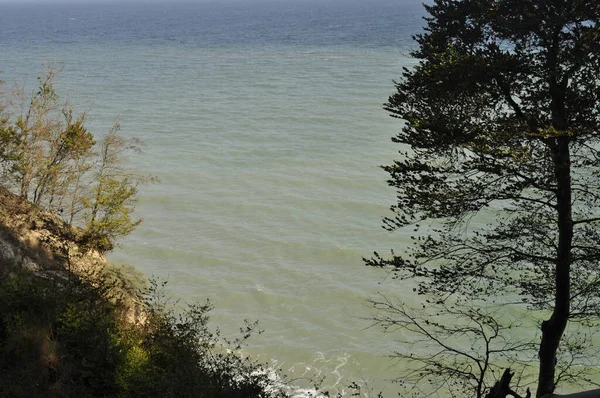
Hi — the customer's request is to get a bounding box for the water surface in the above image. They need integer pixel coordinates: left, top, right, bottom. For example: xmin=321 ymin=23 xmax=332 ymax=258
xmin=0 ymin=1 xmax=425 ymax=394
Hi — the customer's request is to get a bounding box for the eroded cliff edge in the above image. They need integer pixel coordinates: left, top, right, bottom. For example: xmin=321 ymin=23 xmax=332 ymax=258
xmin=0 ymin=186 xmax=144 ymax=322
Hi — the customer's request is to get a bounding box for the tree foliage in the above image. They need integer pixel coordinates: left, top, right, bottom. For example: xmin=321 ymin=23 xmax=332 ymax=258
xmin=81 ymin=126 xmax=150 ymax=251
xmin=368 ymin=1 xmax=600 ymax=396
xmin=0 ymin=68 xmax=152 ymax=251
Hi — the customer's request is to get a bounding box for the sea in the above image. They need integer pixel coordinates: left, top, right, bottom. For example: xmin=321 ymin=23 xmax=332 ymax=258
xmin=0 ymin=1 xmax=426 ymax=395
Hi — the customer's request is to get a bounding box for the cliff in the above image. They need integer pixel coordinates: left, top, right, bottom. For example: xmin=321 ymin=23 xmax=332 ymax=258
xmin=0 ymin=186 xmax=143 ymax=322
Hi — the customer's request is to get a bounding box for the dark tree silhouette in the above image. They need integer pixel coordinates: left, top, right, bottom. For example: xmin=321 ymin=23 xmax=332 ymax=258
xmin=367 ymin=1 xmax=600 ymax=396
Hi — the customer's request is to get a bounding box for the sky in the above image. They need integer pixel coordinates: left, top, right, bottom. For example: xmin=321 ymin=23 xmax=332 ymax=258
xmin=0 ymin=0 xmax=210 ymax=3
xmin=0 ymin=0 xmax=268 ymax=3
xmin=0 ymin=0 xmax=420 ymax=8
xmin=0 ymin=0 xmax=404 ymax=3
xmin=0 ymin=0 xmax=358 ymax=3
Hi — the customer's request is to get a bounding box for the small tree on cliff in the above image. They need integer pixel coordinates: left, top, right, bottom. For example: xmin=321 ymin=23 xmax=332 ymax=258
xmin=0 ymin=69 xmax=152 ymax=251
xmin=83 ymin=125 xmax=151 ymax=251
xmin=367 ymin=1 xmax=600 ymax=397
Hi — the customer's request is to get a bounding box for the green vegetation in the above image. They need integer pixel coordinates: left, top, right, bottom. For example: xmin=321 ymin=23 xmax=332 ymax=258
xmin=368 ymin=1 xmax=600 ymax=397
xmin=0 ymin=68 xmax=153 ymax=251
xmin=0 ymin=269 xmax=288 ymax=398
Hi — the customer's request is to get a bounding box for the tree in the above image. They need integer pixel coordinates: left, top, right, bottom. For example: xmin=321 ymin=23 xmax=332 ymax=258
xmin=0 ymin=68 xmax=152 ymax=251
xmin=82 ymin=125 xmax=150 ymax=251
xmin=367 ymin=1 xmax=600 ymax=397
xmin=0 ymin=68 xmax=96 ymax=209
xmin=368 ymin=295 xmax=540 ymax=398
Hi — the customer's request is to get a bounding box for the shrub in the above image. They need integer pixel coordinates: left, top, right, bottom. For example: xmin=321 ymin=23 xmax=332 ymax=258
xmin=0 ymin=270 xmax=290 ymax=398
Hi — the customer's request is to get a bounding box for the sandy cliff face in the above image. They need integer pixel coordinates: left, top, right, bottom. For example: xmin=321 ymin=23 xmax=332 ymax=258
xmin=0 ymin=186 xmax=143 ymax=322
xmin=0 ymin=186 xmax=104 ymax=278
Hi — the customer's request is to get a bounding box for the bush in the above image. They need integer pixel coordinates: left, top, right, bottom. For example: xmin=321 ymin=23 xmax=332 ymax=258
xmin=0 ymin=270 xmax=289 ymax=398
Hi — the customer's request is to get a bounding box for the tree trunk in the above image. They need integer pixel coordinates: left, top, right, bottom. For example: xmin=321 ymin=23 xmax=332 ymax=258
xmin=537 ymin=137 xmax=572 ymax=397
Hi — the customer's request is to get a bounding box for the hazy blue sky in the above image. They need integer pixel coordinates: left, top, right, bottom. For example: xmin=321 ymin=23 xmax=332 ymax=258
xmin=0 ymin=0 xmax=391 ymax=3
xmin=0 ymin=0 xmax=215 ymax=2
xmin=0 ymin=0 xmax=420 ymax=8
xmin=0 ymin=0 xmax=272 ymax=3
xmin=0 ymin=0 xmax=355 ymax=3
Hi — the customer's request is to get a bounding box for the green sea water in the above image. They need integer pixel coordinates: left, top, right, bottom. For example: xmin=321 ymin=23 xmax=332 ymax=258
xmin=0 ymin=1 xmax=426 ymax=395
